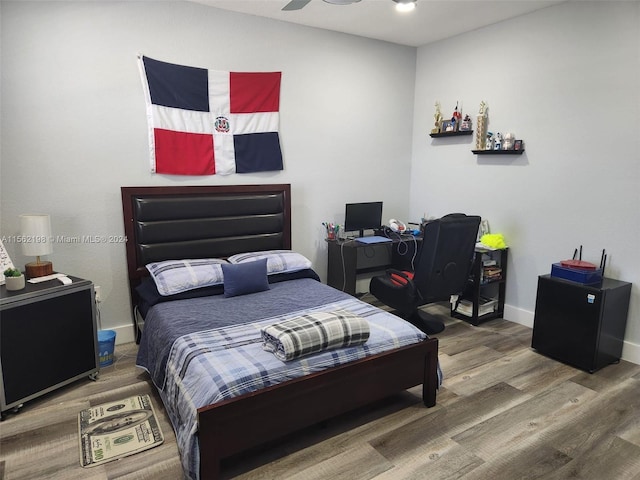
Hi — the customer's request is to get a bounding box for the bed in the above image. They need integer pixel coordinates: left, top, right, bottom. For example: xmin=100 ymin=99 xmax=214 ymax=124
xmin=121 ymin=184 xmax=440 ymax=480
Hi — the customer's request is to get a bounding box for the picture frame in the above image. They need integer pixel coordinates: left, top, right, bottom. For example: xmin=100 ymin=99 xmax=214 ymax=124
xmin=0 ymin=238 xmax=16 ymax=285
xmin=441 ymin=119 xmax=457 ymax=133
xmin=514 ymin=139 xmax=523 ymax=151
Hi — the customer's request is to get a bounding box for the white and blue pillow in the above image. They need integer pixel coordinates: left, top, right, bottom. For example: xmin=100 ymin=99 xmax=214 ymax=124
xmin=146 ymin=258 xmax=227 ymax=296
xmin=147 ymin=251 xmax=313 ymax=297
xmin=227 ymin=250 xmax=311 ymax=274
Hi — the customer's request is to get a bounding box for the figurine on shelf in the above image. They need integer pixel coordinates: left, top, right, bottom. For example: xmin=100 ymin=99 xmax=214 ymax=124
xmin=478 ymin=101 xmax=487 ymax=117
xmin=503 ymin=132 xmax=515 ymax=150
xmin=431 ymin=101 xmax=443 ymax=134
xmin=460 ymin=114 xmax=472 ymax=131
xmin=476 ymin=101 xmax=488 ymax=149
xmin=451 ymin=101 xmax=462 ymax=130
xmin=485 ymin=132 xmax=494 ymax=150
xmin=493 ymin=132 xmax=503 ymax=150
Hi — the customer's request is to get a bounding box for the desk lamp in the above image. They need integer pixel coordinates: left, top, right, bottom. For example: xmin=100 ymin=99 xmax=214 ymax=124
xmin=20 ymin=214 xmax=54 ymax=278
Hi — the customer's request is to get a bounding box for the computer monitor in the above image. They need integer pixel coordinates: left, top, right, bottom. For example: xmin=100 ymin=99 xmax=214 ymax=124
xmin=344 ymin=201 xmax=383 ymax=237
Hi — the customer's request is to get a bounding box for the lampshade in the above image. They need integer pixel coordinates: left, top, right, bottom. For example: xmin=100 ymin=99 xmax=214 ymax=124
xmin=20 ymin=214 xmax=54 ymax=278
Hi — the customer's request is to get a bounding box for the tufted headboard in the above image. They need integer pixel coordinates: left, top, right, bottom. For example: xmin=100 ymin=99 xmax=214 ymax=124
xmin=121 ymin=184 xmax=291 ymax=317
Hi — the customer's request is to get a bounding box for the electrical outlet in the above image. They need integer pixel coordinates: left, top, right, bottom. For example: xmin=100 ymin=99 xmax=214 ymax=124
xmin=95 ymin=285 xmax=102 ymax=303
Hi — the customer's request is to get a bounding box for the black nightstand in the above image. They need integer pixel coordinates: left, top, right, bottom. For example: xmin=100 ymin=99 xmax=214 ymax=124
xmin=0 ymin=275 xmax=99 ymax=418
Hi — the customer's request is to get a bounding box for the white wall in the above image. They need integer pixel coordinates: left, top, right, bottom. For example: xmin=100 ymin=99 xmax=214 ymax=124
xmin=411 ymin=1 xmax=640 ymax=362
xmin=0 ymin=1 xmax=416 ymax=343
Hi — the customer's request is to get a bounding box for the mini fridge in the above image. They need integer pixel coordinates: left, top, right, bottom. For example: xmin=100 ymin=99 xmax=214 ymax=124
xmin=531 ymin=275 xmax=631 ymax=373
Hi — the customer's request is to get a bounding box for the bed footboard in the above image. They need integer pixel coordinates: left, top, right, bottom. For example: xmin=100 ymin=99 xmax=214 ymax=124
xmin=197 ymin=337 xmax=438 ymax=479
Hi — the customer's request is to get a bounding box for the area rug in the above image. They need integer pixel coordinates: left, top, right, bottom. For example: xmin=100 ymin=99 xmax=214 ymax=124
xmin=78 ymin=394 xmax=164 ymax=467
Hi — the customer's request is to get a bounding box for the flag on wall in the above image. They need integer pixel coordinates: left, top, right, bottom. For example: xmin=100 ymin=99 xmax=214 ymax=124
xmin=138 ymin=55 xmax=283 ymax=175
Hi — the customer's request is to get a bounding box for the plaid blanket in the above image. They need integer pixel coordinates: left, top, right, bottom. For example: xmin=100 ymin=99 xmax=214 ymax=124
xmin=261 ymin=309 xmax=370 ymax=361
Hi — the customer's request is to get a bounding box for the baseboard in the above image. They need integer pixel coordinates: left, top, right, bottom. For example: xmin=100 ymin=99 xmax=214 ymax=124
xmin=99 ymin=323 xmax=136 ymax=346
xmin=503 ymin=304 xmax=639 ymax=366
xmin=504 ymin=304 xmax=534 ymax=329
xmin=621 ymin=340 xmax=640 ymax=365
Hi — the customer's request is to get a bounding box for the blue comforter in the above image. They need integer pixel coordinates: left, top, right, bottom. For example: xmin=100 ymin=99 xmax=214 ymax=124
xmin=137 ymin=278 xmax=429 ymax=480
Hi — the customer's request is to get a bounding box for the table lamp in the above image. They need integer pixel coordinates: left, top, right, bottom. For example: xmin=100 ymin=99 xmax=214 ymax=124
xmin=20 ymin=214 xmax=54 ymax=278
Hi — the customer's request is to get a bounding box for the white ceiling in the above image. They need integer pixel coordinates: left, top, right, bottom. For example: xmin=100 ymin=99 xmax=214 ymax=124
xmin=189 ymin=0 xmax=566 ymax=47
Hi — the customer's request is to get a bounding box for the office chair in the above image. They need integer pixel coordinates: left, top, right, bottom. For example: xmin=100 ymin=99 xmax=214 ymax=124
xmin=369 ymin=213 xmax=481 ymax=335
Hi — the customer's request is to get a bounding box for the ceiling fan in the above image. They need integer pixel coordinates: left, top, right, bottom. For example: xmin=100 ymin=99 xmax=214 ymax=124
xmin=282 ymin=0 xmax=416 ymax=11
xmin=282 ymin=0 xmax=361 ymax=11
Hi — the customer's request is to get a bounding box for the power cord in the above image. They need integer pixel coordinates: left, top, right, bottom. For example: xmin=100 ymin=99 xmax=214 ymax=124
xmin=381 ymin=227 xmax=419 ymax=271
xmin=339 ymin=239 xmax=357 ymax=292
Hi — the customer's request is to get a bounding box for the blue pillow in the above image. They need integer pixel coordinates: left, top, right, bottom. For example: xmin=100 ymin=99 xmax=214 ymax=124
xmin=222 ymin=258 xmax=269 ymax=298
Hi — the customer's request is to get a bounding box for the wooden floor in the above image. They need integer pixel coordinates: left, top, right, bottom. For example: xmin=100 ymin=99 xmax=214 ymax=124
xmin=1 ymin=302 xmax=639 ymax=480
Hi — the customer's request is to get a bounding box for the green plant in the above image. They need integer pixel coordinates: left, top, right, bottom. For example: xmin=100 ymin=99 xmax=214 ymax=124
xmin=3 ymin=267 xmax=22 ymax=277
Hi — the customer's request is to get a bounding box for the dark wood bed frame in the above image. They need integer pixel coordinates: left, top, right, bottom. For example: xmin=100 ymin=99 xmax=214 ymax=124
xmin=121 ymin=184 xmax=439 ymax=480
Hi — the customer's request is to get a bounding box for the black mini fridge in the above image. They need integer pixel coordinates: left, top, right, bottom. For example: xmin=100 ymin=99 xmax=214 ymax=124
xmin=531 ymin=275 xmax=631 ymax=373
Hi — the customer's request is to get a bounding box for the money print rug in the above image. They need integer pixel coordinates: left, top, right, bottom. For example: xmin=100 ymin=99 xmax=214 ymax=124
xmin=78 ymin=394 xmax=164 ymax=467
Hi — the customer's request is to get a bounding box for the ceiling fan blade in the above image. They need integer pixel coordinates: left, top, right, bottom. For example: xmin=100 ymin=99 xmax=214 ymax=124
xmin=282 ymin=0 xmax=312 ymax=11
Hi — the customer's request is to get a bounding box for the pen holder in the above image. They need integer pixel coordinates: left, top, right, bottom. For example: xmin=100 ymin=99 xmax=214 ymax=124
xmin=324 ymin=223 xmax=340 ymax=241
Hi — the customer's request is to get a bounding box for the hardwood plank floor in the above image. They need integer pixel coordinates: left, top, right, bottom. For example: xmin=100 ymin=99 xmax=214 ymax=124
xmin=1 ymin=302 xmax=639 ymax=479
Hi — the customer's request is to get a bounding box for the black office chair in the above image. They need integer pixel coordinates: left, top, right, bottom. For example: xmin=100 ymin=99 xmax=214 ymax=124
xmin=369 ymin=213 xmax=481 ymax=335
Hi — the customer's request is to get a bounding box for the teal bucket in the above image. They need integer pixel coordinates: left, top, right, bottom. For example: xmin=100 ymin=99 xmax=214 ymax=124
xmin=97 ymin=330 xmax=116 ymax=367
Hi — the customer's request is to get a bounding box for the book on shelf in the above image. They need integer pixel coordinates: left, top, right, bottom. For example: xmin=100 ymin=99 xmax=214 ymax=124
xmin=481 ymin=266 xmax=502 ymax=283
xmin=454 ymin=297 xmax=497 ymax=317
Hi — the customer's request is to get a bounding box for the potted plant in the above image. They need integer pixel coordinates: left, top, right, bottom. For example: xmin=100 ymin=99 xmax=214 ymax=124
xmin=4 ymin=267 xmax=25 ymax=291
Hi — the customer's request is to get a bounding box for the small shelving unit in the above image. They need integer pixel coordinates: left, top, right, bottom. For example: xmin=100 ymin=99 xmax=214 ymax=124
xmin=472 ymin=149 xmax=524 ymax=155
xmin=451 ymin=247 xmax=508 ymax=326
xmin=430 ymin=130 xmax=473 ymax=138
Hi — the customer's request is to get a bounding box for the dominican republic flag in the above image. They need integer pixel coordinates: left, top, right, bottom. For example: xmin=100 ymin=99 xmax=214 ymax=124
xmin=138 ymin=55 xmax=283 ymax=175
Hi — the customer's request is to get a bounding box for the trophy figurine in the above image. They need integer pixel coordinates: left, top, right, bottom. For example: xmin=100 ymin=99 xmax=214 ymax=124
xmin=475 ymin=101 xmax=488 ymax=150
xmin=431 ymin=101 xmax=443 ymax=134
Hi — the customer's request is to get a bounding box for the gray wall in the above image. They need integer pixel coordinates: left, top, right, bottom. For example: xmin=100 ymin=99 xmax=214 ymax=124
xmin=1 ymin=1 xmax=638 ymax=364
xmin=1 ymin=1 xmax=416 ymax=343
xmin=411 ymin=2 xmax=639 ymax=362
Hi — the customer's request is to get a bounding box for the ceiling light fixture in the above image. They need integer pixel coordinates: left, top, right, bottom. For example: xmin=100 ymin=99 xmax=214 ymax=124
xmin=393 ymin=0 xmax=416 ymax=12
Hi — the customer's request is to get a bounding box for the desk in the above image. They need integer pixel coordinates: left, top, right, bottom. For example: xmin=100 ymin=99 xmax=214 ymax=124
xmin=327 ymin=236 xmax=421 ymax=296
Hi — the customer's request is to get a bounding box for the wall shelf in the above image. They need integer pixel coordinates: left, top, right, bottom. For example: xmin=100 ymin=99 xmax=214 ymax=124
xmin=430 ymin=130 xmax=473 ymax=138
xmin=472 ymin=149 xmax=524 ymax=155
